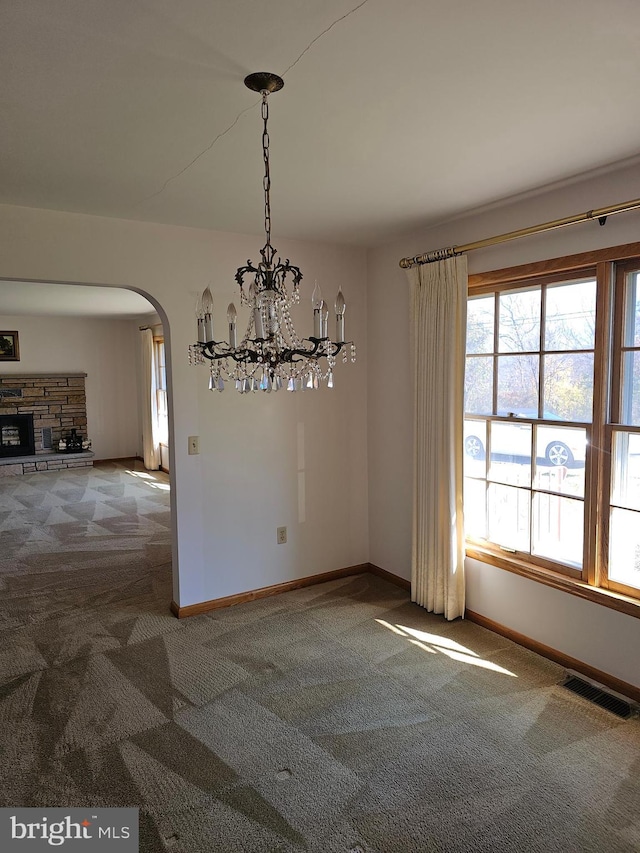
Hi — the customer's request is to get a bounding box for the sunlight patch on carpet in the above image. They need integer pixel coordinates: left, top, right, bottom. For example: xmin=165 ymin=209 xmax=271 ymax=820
xmin=375 ymin=618 xmax=517 ymax=677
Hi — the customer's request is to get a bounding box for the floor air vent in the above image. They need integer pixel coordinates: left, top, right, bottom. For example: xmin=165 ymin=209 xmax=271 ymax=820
xmin=562 ymin=675 xmax=633 ymax=719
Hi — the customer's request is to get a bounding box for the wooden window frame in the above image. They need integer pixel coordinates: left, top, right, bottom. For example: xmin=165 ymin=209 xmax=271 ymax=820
xmin=467 ymin=241 xmax=640 ymax=620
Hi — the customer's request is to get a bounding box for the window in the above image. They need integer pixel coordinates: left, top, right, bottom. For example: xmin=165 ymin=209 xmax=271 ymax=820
xmin=154 ymin=337 xmax=169 ymax=449
xmin=465 ymin=244 xmax=640 ymax=611
xmin=607 ymin=261 xmax=640 ymax=595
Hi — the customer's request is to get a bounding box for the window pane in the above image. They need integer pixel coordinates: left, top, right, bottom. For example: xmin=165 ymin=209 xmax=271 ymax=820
xmin=487 ymin=484 xmax=530 ymax=551
xmin=609 ymin=507 xmax=640 ymax=591
xmin=497 ymin=355 xmax=539 ymax=414
xmin=156 ymin=390 xmax=169 ymax=442
xmin=488 ymin=422 xmax=531 ymax=487
xmin=543 ymin=353 xmax=593 ymax=422
xmin=467 ymin=295 xmax=494 ymax=354
xmin=464 ymin=419 xmax=486 ymax=477
xmin=623 ymin=271 xmax=640 ymax=347
xmin=532 ymin=494 xmax=583 ymax=568
xmin=533 ymin=425 xmax=586 ymax=497
xmin=544 ymin=280 xmax=596 ymax=351
xmin=465 ymin=356 xmax=493 ymax=414
xmin=620 ymin=351 xmax=640 ymax=425
xmin=464 ymin=478 xmax=486 ymax=539
xmin=499 ymin=288 xmax=540 ymax=353
xmin=611 ymin=431 xmax=640 ymax=510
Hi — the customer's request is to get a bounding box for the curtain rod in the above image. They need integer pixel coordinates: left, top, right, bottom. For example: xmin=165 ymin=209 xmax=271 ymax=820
xmin=398 ymin=197 xmax=640 ymax=269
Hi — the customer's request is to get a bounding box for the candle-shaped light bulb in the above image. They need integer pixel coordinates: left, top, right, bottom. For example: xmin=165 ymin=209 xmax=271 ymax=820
xmin=248 ymin=282 xmax=256 ymax=303
xmin=320 ymin=300 xmax=329 ymax=338
xmin=227 ymin=303 xmax=237 ymax=348
xmin=201 ymin=287 xmax=214 ymax=314
xmin=312 ymin=281 xmax=323 ymax=338
xmin=202 ymin=287 xmax=214 ymax=342
xmin=335 ymin=288 xmax=346 ymax=342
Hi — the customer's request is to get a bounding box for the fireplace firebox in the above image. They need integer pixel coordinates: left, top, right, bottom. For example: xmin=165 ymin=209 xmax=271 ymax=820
xmin=0 ymin=414 xmax=35 ymax=458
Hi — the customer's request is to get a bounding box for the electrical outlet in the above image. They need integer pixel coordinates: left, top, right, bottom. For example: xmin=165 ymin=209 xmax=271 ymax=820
xmin=277 ymin=526 xmax=287 ymax=544
xmin=188 ymin=435 xmax=199 ymax=455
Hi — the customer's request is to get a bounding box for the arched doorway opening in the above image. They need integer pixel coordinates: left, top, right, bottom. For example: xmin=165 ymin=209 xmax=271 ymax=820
xmin=0 ymin=278 xmax=178 ymax=617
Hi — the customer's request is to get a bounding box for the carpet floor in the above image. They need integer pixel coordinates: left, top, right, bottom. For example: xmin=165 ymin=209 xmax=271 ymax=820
xmin=0 ymin=460 xmax=639 ymax=852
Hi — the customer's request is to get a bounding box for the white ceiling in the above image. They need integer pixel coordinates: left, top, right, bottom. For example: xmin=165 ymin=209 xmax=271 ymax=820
xmin=0 ymin=281 xmax=157 ymax=319
xmin=2 ymin=0 xmax=640 ymax=251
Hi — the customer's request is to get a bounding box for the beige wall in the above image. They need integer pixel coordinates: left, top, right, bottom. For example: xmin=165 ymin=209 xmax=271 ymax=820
xmin=367 ymin=160 xmax=640 ymax=689
xmin=0 ymin=204 xmax=369 ymax=610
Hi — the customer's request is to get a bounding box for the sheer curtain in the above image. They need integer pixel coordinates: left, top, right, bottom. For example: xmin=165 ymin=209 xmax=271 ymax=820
xmin=407 ymin=255 xmax=467 ymax=620
xmin=140 ymin=328 xmax=160 ymax=471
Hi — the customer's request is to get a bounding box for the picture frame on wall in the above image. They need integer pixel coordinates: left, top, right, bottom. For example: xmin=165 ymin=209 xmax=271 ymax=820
xmin=0 ymin=331 xmax=20 ymax=361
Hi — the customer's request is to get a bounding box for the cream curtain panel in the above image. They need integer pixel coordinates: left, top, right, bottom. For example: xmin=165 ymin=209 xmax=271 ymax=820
xmin=140 ymin=328 xmax=160 ymax=471
xmin=407 ymin=256 xmax=467 ymax=620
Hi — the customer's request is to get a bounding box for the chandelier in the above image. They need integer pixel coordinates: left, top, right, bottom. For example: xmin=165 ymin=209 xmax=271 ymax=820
xmin=189 ymin=72 xmax=355 ymax=393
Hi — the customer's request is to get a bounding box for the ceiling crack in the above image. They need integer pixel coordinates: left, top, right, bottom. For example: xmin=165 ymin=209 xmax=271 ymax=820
xmin=280 ymin=0 xmax=370 ymax=78
xmin=128 ymin=0 xmax=371 ymax=215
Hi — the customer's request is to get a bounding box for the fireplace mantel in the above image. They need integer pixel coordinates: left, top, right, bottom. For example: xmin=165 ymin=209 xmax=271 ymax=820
xmin=0 ymin=373 xmax=87 ymax=380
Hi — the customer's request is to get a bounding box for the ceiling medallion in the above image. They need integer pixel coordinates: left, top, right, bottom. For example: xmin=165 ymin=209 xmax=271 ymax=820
xmin=189 ymin=72 xmax=355 ymax=393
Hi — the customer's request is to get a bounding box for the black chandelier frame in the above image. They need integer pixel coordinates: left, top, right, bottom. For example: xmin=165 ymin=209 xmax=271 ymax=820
xmin=190 ymin=72 xmax=353 ymax=387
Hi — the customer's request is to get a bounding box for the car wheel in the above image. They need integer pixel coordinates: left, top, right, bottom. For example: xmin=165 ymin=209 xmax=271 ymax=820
xmin=465 ymin=435 xmax=485 ymax=460
xmin=545 ymin=441 xmax=574 ymax=467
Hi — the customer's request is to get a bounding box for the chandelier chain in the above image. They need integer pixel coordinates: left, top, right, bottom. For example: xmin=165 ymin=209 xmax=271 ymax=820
xmin=262 ymin=92 xmax=271 ymax=251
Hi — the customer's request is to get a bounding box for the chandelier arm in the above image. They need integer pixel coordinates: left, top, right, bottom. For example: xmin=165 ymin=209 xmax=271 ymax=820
xmin=300 ymin=339 xmax=350 ymax=357
xmin=198 ymin=343 xmax=260 ymax=364
xmin=276 ymin=260 xmax=303 ymax=288
xmin=282 ymin=342 xmax=325 ymax=361
xmin=288 ymin=340 xmax=322 ymax=358
xmin=235 ymin=263 xmax=259 ymax=287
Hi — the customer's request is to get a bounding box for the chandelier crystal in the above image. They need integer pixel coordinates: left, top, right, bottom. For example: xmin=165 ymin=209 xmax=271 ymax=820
xmin=189 ymin=72 xmax=355 ymax=393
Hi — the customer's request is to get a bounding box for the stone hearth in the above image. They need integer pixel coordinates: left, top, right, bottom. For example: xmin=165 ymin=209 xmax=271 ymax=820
xmin=0 ymin=450 xmax=94 ymax=477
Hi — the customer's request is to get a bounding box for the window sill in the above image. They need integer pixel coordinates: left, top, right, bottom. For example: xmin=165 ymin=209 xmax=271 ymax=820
xmin=465 ymin=544 xmax=640 ymax=621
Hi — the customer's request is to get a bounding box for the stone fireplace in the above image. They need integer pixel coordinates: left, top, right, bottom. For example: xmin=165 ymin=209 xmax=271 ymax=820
xmin=0 ymin=374 xmax=93 ymax=475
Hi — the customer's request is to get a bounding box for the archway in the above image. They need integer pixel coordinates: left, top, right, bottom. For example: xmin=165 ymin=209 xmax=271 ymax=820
xmin=0 ymin=278 xmax=178 ymax=610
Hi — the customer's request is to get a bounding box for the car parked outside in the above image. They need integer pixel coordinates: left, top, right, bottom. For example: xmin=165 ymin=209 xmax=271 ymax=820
xmin=464 ymin=410 xmax=587 ymax=467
